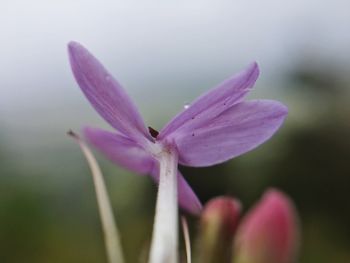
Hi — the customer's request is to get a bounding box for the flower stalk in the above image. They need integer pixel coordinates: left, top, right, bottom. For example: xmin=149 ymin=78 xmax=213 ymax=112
xmin=149 ymin=149 xmax=179 ymax=263
xmin=181 ymin=216 xmax=192 ymax=263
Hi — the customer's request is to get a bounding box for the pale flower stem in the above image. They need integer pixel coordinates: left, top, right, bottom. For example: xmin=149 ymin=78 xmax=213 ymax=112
xmin=69 ymin=131 xmax=125 ymax=263
xmin=149 ymin=149 xmax=179 ymax=263
xmin=181 ymin=216 xmax=191 ymax=263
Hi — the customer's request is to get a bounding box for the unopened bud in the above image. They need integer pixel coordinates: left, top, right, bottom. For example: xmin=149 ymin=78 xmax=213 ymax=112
xmin=195 ymin=197 xmax=241 ymax=263
xmin=233 ymin=189 xmax=299 ymax=263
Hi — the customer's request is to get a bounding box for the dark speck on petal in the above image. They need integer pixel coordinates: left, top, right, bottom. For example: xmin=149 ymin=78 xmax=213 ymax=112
xmin=148 ymin=126 xmax=159 ymax=138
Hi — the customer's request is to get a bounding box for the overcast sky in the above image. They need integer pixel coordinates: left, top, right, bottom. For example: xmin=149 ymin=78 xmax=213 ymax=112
xmin=0 ymin=0 xmax=349 ymax=135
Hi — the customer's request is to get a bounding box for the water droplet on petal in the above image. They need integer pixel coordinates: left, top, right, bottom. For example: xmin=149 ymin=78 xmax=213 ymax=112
xmin=184 ymin=103 xmax=190 ymax=109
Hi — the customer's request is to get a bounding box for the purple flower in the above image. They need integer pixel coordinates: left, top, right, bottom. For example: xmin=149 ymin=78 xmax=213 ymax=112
xmin=68 ymin=42 xmax=288 ymax=215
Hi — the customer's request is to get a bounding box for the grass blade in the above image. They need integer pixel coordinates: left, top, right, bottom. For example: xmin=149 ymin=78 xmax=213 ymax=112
xmin=69 ymin=131 xmax=125 ymax=263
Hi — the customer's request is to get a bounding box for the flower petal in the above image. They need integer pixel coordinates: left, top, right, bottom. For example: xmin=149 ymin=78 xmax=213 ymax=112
xmin=175 ymin=100 xmax=288 ymax=167
xmin=159 ymin=62 xmax=259 ymax=139
xmin=150 ymin=169 xmax=202 ymax=215
xmin=68 ymin=41 xmax=151 ymax=143
xmin=83 ymin=127 xmax=154 ymax=174
xmin=177 ymin=171 xmax=202 ymax=215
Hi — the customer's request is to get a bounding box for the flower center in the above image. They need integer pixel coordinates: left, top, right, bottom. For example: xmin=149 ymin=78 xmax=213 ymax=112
xmin=146 ymin=126 xmax=175 ymax=160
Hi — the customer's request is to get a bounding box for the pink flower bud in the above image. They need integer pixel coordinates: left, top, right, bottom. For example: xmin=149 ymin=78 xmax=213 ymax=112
xmin=201 ymin=197 xmax=242 ymax=239
xmin=233 ymin=189 xmax=299 ymax=263
xmin=196 ymin=197 xmax=241 ymax=263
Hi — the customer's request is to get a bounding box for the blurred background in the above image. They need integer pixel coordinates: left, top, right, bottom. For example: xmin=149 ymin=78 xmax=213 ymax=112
xmin=1 ymin=0 xmax=350 ymax=262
